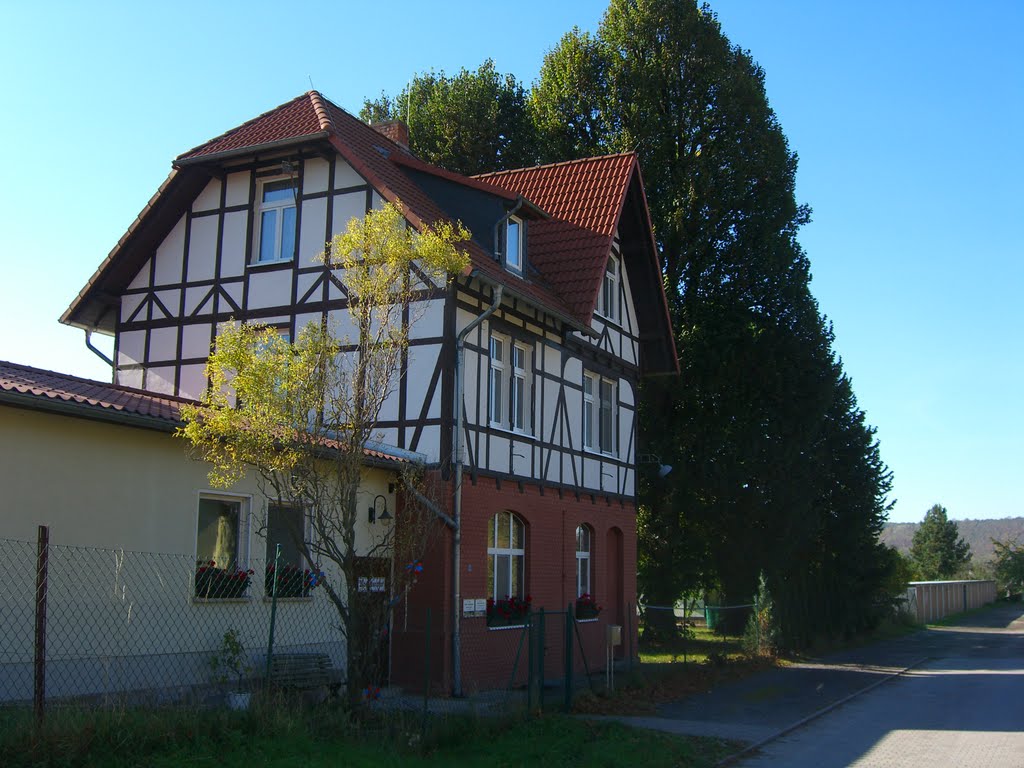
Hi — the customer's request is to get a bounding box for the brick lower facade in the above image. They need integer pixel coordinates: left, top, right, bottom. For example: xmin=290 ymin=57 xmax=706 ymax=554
xmin=390 ymin=473 xmax=638 ymax=695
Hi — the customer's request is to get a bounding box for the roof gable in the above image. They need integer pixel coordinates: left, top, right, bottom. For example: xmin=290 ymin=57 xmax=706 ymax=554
xmin=477 ymin=154 xmax=637 ymax=323
xmin=63 ymin=92 xmax=676 ymax=373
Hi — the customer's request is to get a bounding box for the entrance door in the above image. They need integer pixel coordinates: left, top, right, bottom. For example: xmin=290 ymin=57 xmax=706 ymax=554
xmin=354 ymin=556 xmax=392 ymax=686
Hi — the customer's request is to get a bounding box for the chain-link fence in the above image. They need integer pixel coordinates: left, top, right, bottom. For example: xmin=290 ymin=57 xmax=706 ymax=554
xmin=2 ymin=530 xmax=348 ymax=713
xmin=3 ymin=529 xmax=632 ymax=723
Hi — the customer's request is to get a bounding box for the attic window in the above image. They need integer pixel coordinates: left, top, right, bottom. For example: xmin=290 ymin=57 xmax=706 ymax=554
xmin=254 ymin=177 xmax=297 ymax=264
xmin=596 ymin=253 xmax=618 ymax=322
xmin=505 ymin=217 xmax=523 ymax=274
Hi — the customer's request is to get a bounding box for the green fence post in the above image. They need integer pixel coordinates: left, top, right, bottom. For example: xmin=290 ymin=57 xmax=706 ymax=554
xmin=564 ymin=604 xmax=574 ymax=713
xmin=422 ymin=607 xmax=431 ymax=743
xmin=625 ymin=602 xmax=633 ymax=673
xmin=527 ymin=612 xmax=535 ymax=713
xmin=265 ymin=544 xmax=282 ymax=683
xmin=538 ymin=608 xmax=546 ymax=712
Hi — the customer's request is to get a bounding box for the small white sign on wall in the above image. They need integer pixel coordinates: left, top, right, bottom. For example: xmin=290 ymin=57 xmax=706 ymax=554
xmin=463 ymin=598 xmax=488 ymax=617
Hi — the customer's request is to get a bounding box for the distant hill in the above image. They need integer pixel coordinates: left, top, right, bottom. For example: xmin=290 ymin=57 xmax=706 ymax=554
xmin=881 ymin=517 xmax=1024 ymax=563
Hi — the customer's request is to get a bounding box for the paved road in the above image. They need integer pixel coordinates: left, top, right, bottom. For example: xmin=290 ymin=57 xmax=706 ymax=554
xmin=738 ymin=604 xmax=1024 ymax=767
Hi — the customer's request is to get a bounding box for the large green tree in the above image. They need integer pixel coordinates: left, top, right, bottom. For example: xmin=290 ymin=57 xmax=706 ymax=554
xmin=361 ymin=59 xmax=537 ymax=176
xmin=911 ymin=504 xmax=972 ymax=580
xmin=363 ymin=0 xmax=895 ymax=646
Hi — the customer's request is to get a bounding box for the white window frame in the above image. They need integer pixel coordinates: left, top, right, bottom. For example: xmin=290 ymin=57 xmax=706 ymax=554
xmin=487 ymin=511 xmax=526 ymax=601
xmin=576 ymin=524 xmax=592 ymax=598
xmin=597 ymin=253 xmax=619 ymax=321
xmin=583 ymin=374 xmax=595 ymax=449
xmin=505 ymin=216 xmax=523 ymax=273
xmin=489 ymin=334 xmax=506 ymax=427
xmin=195 ymin=491 xmax=251 ymax=570
xmin=253 ymin=176 xmax=297 ymax=265
xmin=511 ymin=343 xmax=529 ymax=432
xmin=489 ymin=333 xmax=533 ymax=435
xmin=583 ymin=371 xmax=617 ymax=456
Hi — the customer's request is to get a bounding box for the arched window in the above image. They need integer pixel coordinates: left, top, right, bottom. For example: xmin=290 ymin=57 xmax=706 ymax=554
xmin=487 ymin=511 xmax=525 ymax=600
xmin=576 ymin=524 xmax=592 ymax=598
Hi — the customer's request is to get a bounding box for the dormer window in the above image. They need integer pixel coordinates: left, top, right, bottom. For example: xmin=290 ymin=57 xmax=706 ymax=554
xmin=255 ymin=178 xmax=297 ymax=264
xmin=596 ymin=253 xmax=618 ymax=321
xmin=505 ymin=216 xmax=523 ymax=274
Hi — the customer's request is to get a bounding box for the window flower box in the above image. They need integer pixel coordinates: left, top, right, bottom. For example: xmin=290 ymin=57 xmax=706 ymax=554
xmin=265 ymin=563 xmax=319 ymax=598
xmin=575 ymin=593 xmax=602 ymax=620
xmin=486 ymin=595 xmax=531 ymax=627
xmin=195 ymin=562 xmax=254 ymax=599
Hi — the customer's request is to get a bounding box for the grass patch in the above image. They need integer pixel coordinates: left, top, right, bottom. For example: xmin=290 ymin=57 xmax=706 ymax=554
xmin=571 ymin=624 xmax=774 ymax=717
xmin=0 ymin=700 xmax=732 ymax=768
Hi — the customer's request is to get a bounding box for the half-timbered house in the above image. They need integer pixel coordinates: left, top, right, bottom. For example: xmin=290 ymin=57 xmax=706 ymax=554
xmin=61 ymin=91 xmax=677 ymax=694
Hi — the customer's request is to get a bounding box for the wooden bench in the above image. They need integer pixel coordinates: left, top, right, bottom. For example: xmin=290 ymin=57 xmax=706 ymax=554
xmin=267 ymin=653 xmax=344 ymax=693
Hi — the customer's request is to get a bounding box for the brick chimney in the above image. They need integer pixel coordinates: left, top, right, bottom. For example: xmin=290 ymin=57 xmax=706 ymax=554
xmin=372 ymin=120 xmax=410 ymax=150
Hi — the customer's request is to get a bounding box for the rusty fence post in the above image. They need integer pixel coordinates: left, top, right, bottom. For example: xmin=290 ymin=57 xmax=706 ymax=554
xmin=34 ymin=525 xmax=50 ymax=727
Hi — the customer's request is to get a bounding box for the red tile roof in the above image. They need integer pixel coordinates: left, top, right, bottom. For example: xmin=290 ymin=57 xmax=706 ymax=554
xmin=0 ymin=360 xmax=186 ymax=424
xmin=177 ymin=93 xmax=333 ymax=161
xmin=477 ymin=154 xmax=639 ymax=322
xmin=0 ymin=360 xmax=412 ymax=464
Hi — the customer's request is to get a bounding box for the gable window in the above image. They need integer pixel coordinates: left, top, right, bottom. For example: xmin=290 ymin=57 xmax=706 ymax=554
xmin=583 ymin=372 xmax=617 ymax=455
xmin=597 ymin=254 xmax=618 ymax=321
xmin=489 ymin=333 xmax=532 ymax=433
xmin=265 ymin=504 xmax=309 ymax=598
xmin=255 ymin=178 xmax=297 ymax=264
xmin=489 ymin=335 xmax=505 ymax=425
xmin=487 ymin=511 xmax=525 ymax=601
xmin=195 ymin=494 xmax=250 ymax=599
xmin=576 ymin=525 xmax=592 ymax=598
xmin=504 ymin=217 xmax=523 ymax=273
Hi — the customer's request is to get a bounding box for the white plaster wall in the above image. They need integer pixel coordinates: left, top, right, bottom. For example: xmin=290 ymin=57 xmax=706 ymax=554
xmin=246 ymin=271 xmax=291 ymax=310
xmin=181 ymin=323 xmax=213 ymax=360
xmin=148 ymin=326 xmax=177 ymax=362
xmin=220 ymin=211 xmax=249 ymax=277
xmin=298 ymin=197 xmax=328 ymax=268
xmin=118 ymin=330 xmax=145 ymax=367
xmin=187 ymin=216 xmax=218 ymax=283
xmin=331 ymin=191 xmax=365 ymax=237
xmin=153 ymin=218 xmax=186 ymax=286
xmin=192 ymin=179 xmax=221 ymax=213
xmin=225 ymin=171 xmax=249 ymax=207
xmin=333 ymin=160 xmax=364 ymax=189
xmin=303 ymin=157 xmax=330 ymax=194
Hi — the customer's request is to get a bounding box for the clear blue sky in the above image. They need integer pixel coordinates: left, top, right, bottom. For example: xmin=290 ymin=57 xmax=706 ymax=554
xmin=1 ymin=1 xmax=1020 ymax=524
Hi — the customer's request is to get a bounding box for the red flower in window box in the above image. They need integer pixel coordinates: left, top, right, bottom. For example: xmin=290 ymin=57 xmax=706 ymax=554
xmin=265 ymin=563 xmax=320 ymax=598
xmin=575 ymin=593 xmax=602 ymax=620
xmin=194 ymin=561 xmax=253 ymax=599
xmin=486 ymin=595 xmax=531 ymax=627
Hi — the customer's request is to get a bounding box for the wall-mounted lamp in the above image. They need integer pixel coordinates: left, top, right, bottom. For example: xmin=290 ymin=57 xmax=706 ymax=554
xmin=638 ymin=453 xmax=673 ymax=479
xmin=368 ymin=494 xmax=392 ymax=524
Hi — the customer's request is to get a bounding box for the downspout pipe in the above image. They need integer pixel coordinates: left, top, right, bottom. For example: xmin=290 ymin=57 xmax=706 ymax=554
xmin=84 ymin=329 xmax=114 ymax=369
xmin=452 ymin=283 xmax=503 ymax=696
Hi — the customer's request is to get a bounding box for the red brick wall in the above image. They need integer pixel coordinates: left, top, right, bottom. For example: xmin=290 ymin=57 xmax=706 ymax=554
xmin=389 ymin=473 xmax=638 ymax=694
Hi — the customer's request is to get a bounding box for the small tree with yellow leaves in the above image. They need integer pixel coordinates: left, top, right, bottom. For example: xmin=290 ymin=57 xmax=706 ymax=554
xmin=179 ymin=202 xmax=469 ymax=706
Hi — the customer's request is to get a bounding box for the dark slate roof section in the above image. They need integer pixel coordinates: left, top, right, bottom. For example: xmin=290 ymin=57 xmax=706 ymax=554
xmin=0 ymin=360 xmax=412 ymax=464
